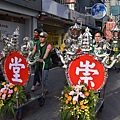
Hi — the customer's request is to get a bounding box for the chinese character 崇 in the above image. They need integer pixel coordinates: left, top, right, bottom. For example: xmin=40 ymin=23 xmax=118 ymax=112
xmin=76 ymin=60 xmax=99 ymax=87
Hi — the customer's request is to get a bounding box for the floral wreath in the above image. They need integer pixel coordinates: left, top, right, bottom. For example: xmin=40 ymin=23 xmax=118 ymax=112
xmin=59 ymin=80 xmax=99 ymax=120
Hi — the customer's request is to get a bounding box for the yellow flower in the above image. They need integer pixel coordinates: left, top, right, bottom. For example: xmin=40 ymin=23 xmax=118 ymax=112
xmin=8 ymin=94 xmax=11 ymax=98
xmin=80 ymin=101 xmax=84 ymax=106
xmin=68 ymin=96 xmax=72 ymax=101
xmin=73 ymin=100 xmax=76 ymax=105
xmin=83 ymin=87 xmax=87 ymax=91
xmin=9 ymin=84 xmax=14 ymax=89
xmin=0 ymin=100 xmax=4 ymax=108
xmin=1 ymin=82 xmax=6 ymax=86
xmin=64 ymin=94 xmax=68 ymax=98
xmin=81 ymin=105 xmax=85 ymax=109
xmin=0 ymin=92 xmax=2 ymax=97
xmin=3 ymin=89 xmax=8 ymax=94
xmin=14 ymin=87 xmax=18 ymax=92
xmin=84 ymin=92 xmax=89 ymax=97
xmin=66 ymin=100 xmax=69 ymax=104
xmin=84 ymin=100 xmax=88 ymax=104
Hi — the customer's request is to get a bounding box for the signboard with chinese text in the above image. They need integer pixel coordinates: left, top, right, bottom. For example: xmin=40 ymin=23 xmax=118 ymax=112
xmin=105 ymin=21 xmax=116 ymax=40
xmin=67 ymin=54 xmax=105 ymax=90
xmin=110 ymin=6 xmax=120 ymax=16
xmin=4 ymin=52 xmax=29 ymax=86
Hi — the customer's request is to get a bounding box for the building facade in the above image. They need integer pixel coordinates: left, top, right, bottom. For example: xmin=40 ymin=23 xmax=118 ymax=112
xmin=0 ymin=0 xmax=104 ymax=48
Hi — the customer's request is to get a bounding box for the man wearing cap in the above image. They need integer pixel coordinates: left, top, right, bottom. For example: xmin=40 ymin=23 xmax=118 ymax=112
xmin=31 ymin=28 xmax=42 ymax=91
xmin=32 ymin=31 xmax=52 ymax=94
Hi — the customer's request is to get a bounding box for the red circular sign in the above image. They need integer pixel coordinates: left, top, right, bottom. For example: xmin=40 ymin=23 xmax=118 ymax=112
xmin=67 ymin=54 xmax=105 ymax=90
xmin=4 ymin=52 xmax=29 ymax=86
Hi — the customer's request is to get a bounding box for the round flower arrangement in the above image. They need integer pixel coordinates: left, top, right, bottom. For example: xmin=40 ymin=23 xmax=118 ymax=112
xmin=0 ymin=81 xmax=26 ymax=117
xmin=59 ymin=81 xmax=99 ymax=120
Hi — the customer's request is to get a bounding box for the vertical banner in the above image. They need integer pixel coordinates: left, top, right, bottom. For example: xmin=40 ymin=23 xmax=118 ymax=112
xmin=105 ymin=21 xmax=116 ymax=40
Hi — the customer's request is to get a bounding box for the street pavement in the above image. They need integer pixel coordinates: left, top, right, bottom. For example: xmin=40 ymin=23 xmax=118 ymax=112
xmin=97 ymin=68 xmax=120 ymax=120
xmin=1 ymin=67 xmax=120 ymax=120
xmin=22 ymin=67 xmax=66 ymax=120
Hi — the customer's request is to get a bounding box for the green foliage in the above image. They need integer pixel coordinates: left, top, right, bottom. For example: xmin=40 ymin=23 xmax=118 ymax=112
xmin=59 ymin=82 xmax=99 ymax=120
xmin=0 ymin=82 xmax=26 ymax=118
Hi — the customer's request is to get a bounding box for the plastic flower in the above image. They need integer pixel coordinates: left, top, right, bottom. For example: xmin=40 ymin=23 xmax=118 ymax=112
xmin=0 ymin=92 xmax=2 ymax=97
xmin=8 ymin=94 xmax=11 ymax=98
xmin=0 ymin=82 xmax=26 ymax=117
xmin=84 ymin=91 xmax=89 ymax=97
xmin=80 ymin=100 xmax=84 ymax=106
xmin=73 ymin=100 xmax=76 ymax=105
xmin=79 ymin=92 xmax=85 ymax=98
xmin=2 ymin=94 xmax=6 ymax=100
xmin=73 ymin=95 xmax=78 ymax=102
xmin=83 ymin=87 xmax=87 ymax=91
xmin=64 ymin=94 xmax=69 ymax=98
xmin=1 ymin=88 xmax=5 ymax=93
xmin=9 ymin=84 xmax=14 ymax=89
xmin=69 ymin=91 xmax=74 ymax=96
xmin=68 ymin=96 xmax=72 ymax=101
xmin=8 ymin=89 xmax=13 ymax=94
xmin=81 ymin=105 xmax=86 ymax=109
xmin=4 ymin=84 xmax=9 ymax=89
xmin=1 ymin=82 xmax=6 ymax=86
xmin=14 ymin=87 xmax=18 ymax=92
xmin=59 ymin=81 xmax=99 ymax=120
xmin=66 ymin=100 xmax=69 ymax=104
xmin=3 ymin=89 xmax=8 ymax=94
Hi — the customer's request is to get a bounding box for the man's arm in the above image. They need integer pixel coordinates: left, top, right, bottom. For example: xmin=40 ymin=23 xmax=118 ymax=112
xmin=31 ymin=45 xmax=36 ymax=56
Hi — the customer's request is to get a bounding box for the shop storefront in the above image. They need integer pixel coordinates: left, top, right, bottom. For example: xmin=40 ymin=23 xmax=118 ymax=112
xmin=0 ymin=0 xmax=40 ymax=45
xmin=0 ymin=13 xmax=27 ymax=45
xmin=38 ymin=0 xmax=71 ymax=48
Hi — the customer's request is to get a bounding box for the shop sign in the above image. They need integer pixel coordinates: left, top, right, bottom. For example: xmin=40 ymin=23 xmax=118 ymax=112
xmin=110 ymin=6 xmax=120 ymax=16
xmin=67 ymin=54 xmax=105 ymax=90
xmin=4 ymin=52 xmax=29 ymax=86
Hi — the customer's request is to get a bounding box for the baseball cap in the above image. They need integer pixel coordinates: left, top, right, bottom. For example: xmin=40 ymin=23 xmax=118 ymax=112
xmin=40 ymin=31 xmax=48 ymax=38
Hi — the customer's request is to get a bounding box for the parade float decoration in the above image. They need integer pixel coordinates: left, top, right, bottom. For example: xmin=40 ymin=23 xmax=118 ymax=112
xmin=0 ymin=27 xmax=30 ymax=118
xmin=0 ymin=81 xmax=25 ymax=117
xmin=59 ymin=81 xmax=99 ymax=120
xmin=56 ymin=19 xmax=120 ymax=119
xmin=0 ymin=26 xmax=43 ymax=119
xmin=103 ymin=17 xmax=120 ymax=70
xmin=0 ymin=27 xmax=45 ymax=119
